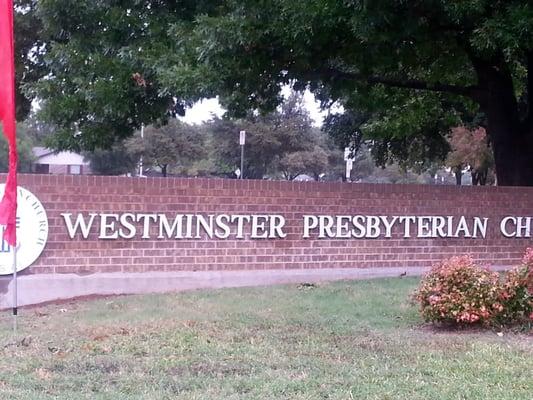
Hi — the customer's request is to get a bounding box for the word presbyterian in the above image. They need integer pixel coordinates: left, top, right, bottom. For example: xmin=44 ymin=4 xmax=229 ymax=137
xmin=303 ymin=215 xmax=488 ymax=238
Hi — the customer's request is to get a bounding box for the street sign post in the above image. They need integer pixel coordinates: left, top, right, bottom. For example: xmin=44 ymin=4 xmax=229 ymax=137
xmin=239 ymin=131 xmax=246 ymax=179
xmin=344 ymin=147 xmax=355 ymax=182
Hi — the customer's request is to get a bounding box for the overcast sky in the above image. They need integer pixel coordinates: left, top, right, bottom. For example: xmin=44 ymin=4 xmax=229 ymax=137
xmin=179 ymin=89 xmax=338 ymax=127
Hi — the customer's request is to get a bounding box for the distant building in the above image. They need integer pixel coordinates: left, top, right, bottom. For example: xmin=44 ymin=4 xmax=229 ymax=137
xmin=32 ymin=147 xmax=91 ymax=175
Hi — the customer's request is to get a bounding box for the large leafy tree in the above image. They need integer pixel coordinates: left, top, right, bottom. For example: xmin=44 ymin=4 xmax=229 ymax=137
xmin=21 ymin=1 xmax=533 ymax=185
xmin=14 ymin=0 xmax=46 ymax=120
xmin=23 ymin=0 xmax=211 ymax=151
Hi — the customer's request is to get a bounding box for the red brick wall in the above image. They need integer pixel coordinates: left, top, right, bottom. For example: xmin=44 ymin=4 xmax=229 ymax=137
xmin=14 ymin=174 xmax=533 ymax=275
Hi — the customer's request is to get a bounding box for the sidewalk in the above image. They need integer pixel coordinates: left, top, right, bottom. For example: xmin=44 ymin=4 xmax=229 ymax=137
xmin=0 ymin=267 xmax=431 ymax=309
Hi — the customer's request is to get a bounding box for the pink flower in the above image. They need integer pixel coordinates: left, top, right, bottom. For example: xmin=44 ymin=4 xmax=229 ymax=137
xmin=492 ymin=303 xmax=504 ymax=312
xmin=500 ymin=291 xmax=510 ymax=300
xmin=469 ymin=313 xmax=480 ymax=323
xmin=522 ymin=248 xmax=533 ymax=267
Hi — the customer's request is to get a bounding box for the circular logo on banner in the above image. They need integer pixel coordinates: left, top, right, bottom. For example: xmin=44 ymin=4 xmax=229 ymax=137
xmin=0 ymin=185 xmax=48 ymax=275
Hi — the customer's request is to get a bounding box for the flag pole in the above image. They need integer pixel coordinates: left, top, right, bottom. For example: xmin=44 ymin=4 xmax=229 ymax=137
xmin=12 ymin=243 xmax=17 ymax=334
xmin=0 ymin=0 xmax=18 ymax=333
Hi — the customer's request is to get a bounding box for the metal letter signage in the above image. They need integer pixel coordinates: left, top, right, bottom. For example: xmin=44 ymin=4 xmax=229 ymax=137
xmin=60 ymin=212 xmax=532 ymax=241
xmin=0 ymin=185 xmax=49 ymax=275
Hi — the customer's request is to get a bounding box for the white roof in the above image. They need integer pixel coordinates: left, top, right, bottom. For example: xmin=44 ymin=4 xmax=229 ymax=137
xmin=32 ymin=147 xmax=88 ymax=166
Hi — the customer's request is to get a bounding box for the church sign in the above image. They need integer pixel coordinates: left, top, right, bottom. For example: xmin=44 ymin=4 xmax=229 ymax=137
xmin=1 ymin=175 xmax=532 ymax=276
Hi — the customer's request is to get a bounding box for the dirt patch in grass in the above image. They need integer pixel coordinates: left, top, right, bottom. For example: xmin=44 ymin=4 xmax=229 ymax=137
xmin=414 ymin=322 xmax=533 ymax=349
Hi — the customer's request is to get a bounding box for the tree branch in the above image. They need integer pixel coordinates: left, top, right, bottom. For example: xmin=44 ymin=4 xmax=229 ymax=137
xmin=313 ymin=67 xmax=485 ymax=100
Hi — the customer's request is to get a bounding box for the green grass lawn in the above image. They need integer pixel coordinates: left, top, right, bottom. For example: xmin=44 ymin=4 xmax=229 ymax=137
xmin=0 ymin=277 xmax=531 ymax=399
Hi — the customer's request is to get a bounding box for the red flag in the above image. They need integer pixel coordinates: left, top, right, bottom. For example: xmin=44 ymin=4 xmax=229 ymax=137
xmin=0 ymin=0 xmax=18 ymax=246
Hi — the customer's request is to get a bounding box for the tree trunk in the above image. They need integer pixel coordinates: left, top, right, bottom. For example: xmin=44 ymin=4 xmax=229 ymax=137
xmin=471 ymin=169 xmax=488 ymax=186
xmin=469 ymin=56 xmax=533 ymax=186
xmin=471 ymin=170 xmax=479 ymax=185
xmin=486 ymin=105 xmax=533 ymax=186
xmin=161 ymin=164 xmax=168 ymax=177
xmin=454 ymin=167 xmax=462 ymax=186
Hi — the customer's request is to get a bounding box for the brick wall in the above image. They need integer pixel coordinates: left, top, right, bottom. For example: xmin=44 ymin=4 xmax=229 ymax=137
xmin=14 ymin=174 xmax=533 ymax=275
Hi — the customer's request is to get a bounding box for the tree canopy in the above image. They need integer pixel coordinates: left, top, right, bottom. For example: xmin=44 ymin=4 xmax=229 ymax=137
xmin=0 ymin=122 xmax=36 ymax=173
xmin=85 ymin=143 xmax=137 ymax=176
xmin=18 ymin=0 xmax=533 ymax=185
xmin=446 ymin=126 xmax=494 ymax=185
xmin=125 ymin=120 xmax=205 ymax=177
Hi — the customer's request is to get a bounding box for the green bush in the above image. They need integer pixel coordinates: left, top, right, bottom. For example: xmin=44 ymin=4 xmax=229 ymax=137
xmin=496 ymin=248 xmax=533 ymax=325
xmin=497 ymin=263 xmax=533 ymax=325
xmin=414 ymin=250 xmax=533 ymax=327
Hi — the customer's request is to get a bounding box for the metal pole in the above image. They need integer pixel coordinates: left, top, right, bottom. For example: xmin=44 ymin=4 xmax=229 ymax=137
xmin=345 ymin=161 xmax=350 ymax=182
xmin=139 ymin=124 xmax=144 ymax=177
xmin=345 ymin=159 xmax=353 ymax=182
xmin=240 ymin=144 xmax=244 ymax=179
xmin=344 ymin=147 xmax=352 ymax=183
xmin=12 ymin=244 xmax=17 ymax=335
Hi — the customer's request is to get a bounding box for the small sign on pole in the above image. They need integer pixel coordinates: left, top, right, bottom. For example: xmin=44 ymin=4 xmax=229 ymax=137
xmin=346 ymin=159 xmax=353 ymax=170
xmin=239 ymin=130 xmax=246 ymax=179
xmin=346 ymin=159 xmax=353 ymax=181
xmin=345 ymin=147 xmax=355 ymax=182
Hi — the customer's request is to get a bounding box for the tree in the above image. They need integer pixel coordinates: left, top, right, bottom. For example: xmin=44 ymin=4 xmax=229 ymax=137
xmin=322 ymin=110 xmax=451 ymax=173
xmin=85 ymin=143 xmax=137 ymax=176
xmin=14 ymin=0 xmax=46 ymax=121
xmin=446 ymin=126 xmax=494 ymax=185
xmin=154 ymin=1 xmax=533 ymax=186
xmin=208 ymin=118 xmax=277 ymax=179
xmin=322 ymin=111 xmax=365 ymax=163
xmin=277 ymin=146 xmax=329 ymax=181
xmin=207 ymin=116 xmax=315 ymax=180
xmin=125 ymin=119 xmax=205 ymax=177
xmin=0 ymin=122 xmax=35 ymax=173
xmin=23 ymin=1 xmax=533 ymax=185
xmin=23 ymin=0 xmax=192 ymax=152
xmin=206 ymin=94 xmax=330 ymax=179
xmin=21 ymin=113 xmax=60 ymax=146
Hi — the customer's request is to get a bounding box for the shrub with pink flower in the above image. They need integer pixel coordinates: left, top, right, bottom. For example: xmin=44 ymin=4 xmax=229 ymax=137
xmin=413 ymin=255 xmax=500 ymax=325
xmin=497 ymin=249 xmax=533 ymax=324
xmin=523 ymin=247 xmax=533 ymax=267
xmin=521 ymin=247 xmax=533 ymax=294
xmin=414 ymin=250 xmax=533 ymax=327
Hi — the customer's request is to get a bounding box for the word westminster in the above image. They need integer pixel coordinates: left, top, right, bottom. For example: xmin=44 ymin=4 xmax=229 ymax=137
xmin=60 ymin=213 xmax=533 ymax=240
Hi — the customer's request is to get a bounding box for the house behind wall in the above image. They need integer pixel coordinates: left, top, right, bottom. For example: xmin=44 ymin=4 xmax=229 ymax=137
xmin=32 ymin=147 xmax=91 ymax=175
